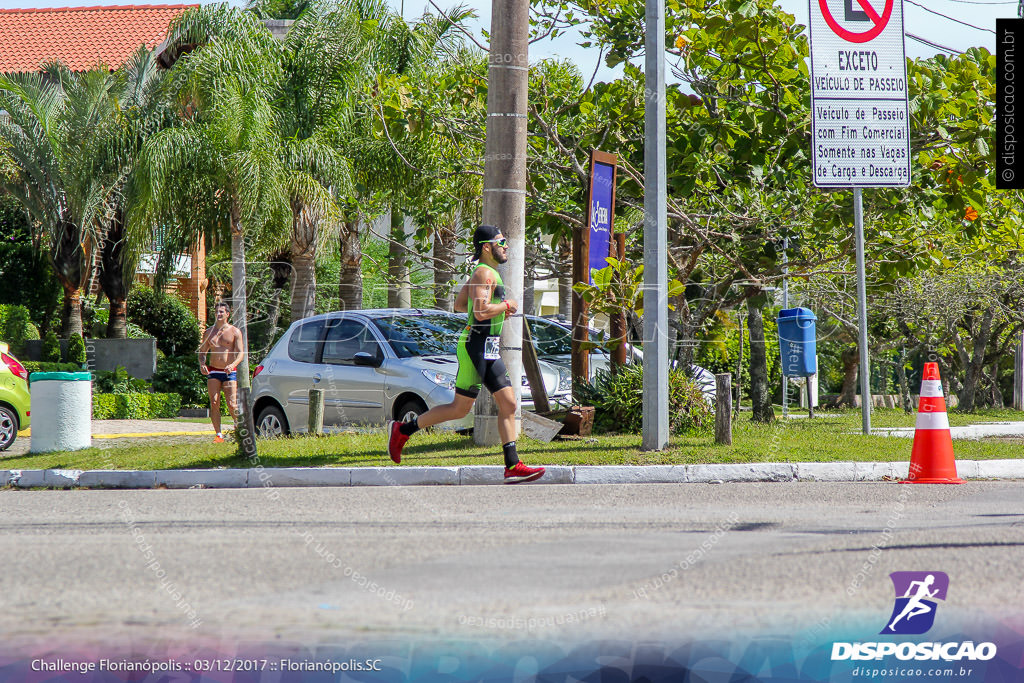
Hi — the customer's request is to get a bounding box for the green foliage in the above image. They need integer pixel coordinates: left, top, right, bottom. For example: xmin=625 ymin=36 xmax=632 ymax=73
xmin=0 ymin=304 xmax=38 ymax=355
xmin=148 ymin=393 xmax=182 ymax=419
xmin=127 ymin=284 xmax=200 ymax=356
xmin=22 ymin=361 xmax=80 ymax=373
xmin=153 ymin=355 xmax=208 ymax=407
xmin=576 ymin=364 xmax=713 ymax=436
xmin=42 ymin=330 xmax=61 ymax=363
xmin=0 ymin=182 xmax=62 ymax=329
xmin=67 ymin=333 xmax=87 ymax=366
xmin=93 ymin=365 xmax=150 ymax=394
xmin=695 ymin=308 xmax=782 ymax=400
xmin=92 ymin=393 xmax=117 ymax=419
xmin=92 ymin=392 xmax=181 ymax=419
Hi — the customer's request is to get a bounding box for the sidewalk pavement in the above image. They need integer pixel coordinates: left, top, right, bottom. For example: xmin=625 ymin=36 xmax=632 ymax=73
xmin=871 ymin=421 xmax=1024 ymax=439
xmin=4 ymin=459 xmax=1024 ymax=489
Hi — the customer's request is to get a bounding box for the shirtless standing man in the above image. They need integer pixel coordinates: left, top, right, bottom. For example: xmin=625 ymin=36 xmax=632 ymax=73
xmin=198 ymin=301 xmax=245 ymax=443
xmin=386 ymin=224 xmax=545 ymax=483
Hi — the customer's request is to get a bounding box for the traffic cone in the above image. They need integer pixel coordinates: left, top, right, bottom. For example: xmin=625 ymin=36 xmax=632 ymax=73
xmin=903 ymin=362 xmax=964 ymax=484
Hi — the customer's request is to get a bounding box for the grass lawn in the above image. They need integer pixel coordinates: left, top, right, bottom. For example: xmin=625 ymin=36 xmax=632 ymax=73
xmin=3 ymin=408 xmax=1022 ymax=472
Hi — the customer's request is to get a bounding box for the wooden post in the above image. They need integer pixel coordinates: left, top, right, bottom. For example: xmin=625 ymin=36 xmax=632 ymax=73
xmin=1014 ymin=331 xmax=1023 ymax=411
xmin=521 ymin=318 xmax=550 ymax=414
xmin=734 ymin=314 xmax=744 ymax=421
xmin=308 ymin=388 xmax=324 ymax=435
xmin=715 ymin=373 xmax=732 ymax=445
xmin=610 ymin=232 xmax=628 ymax=371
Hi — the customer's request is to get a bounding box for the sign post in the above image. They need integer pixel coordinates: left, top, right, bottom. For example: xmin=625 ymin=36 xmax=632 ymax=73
xmin=809 ymin=0 xmax=910 ymax=434
xmin=572 ymin=150 xmax=617 ymax=394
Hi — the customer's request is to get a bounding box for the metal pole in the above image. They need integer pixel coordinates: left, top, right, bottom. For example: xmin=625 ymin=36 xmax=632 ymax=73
xmin=854 ymin=189 xmax=871 ymax=435
xmin=642 ymin=0 xmax=668 ymax=450
xmin=781 ymin=235 xmax=789 ymax=418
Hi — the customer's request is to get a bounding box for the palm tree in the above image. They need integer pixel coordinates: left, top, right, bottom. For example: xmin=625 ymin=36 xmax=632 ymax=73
xmin=91 ymin=48 xmax=174 ymax=338
xmin=0 ymin=67 xmax=113 ymax=337
xmin=134 ymin=7 xmax=290 ymax=389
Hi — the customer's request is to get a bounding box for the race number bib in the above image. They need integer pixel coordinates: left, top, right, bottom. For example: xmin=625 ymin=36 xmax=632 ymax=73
xmin=484 ymin=336 xmax=501 ymax=360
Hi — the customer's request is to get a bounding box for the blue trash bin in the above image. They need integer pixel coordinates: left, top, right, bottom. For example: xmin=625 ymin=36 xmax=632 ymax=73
xmin=776 ymin=307 xmax=817 ymax=377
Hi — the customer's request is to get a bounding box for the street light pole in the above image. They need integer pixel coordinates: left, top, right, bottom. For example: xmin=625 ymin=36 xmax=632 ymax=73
xmin=474 ymin=0 xmax=529 ymax=445
xmin=642 ymin=0 xmax=669 ymax=451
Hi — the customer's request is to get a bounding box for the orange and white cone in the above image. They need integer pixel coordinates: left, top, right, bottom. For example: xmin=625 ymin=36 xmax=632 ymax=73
xmin=903 ymin=362 xmax=964 ymax=484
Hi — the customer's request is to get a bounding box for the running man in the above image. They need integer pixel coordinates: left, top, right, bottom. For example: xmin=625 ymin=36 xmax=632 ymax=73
xmin=387 ymin=224 xmax=545 ymax=483
xmin=888 ymin=574 xmax=939 ymax=631
xmin=198 ymin=301 xmax=245 ymax=443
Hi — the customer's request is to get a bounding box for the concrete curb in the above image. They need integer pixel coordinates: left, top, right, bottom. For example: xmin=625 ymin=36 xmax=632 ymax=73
xmin=4 ymin=460 xmax=1024 ymax=489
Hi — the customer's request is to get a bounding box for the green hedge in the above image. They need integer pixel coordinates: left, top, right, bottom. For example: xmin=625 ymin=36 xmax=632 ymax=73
xmin=24 ymin=361 xmax=81 ymax=373
xmin=92 ymin=393 xmax=181 ymax=420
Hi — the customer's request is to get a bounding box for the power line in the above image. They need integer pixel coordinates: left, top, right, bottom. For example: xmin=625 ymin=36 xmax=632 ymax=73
xmin=935 ymin=0 xmax=1014 ymax=4
xmin=906 ymin=32 xmax=964 ymax=54
xmin=905 ymin=0 xmax=997 ymax=33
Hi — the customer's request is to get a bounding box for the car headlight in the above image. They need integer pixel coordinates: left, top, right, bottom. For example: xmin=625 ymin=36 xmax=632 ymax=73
xmin=557 ymin=365 xmax=572 ymax=393
xmin=422 ymin=369 xmax=456 ymax=390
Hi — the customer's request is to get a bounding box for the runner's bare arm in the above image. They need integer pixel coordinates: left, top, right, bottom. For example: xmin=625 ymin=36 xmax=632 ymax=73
xmin=471 ymin=269 xmax=516 ymax=320
xmin=226 ymin=328 xmax=246 ymax=372
xmin=454 ymin=281 xmax=470 ymax=312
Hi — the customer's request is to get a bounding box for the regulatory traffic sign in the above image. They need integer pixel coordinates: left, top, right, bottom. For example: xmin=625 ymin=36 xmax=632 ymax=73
xmin=809 ymin=0 xmax=910 ymax=187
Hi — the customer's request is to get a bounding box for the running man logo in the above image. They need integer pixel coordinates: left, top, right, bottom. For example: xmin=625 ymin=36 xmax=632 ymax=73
xmin=880 ymin=571 xmax=949 ymax=635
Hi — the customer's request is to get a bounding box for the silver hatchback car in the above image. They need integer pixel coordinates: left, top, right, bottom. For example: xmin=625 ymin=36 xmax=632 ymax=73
xmin=250 ymin=309 xmax=573 ymax=437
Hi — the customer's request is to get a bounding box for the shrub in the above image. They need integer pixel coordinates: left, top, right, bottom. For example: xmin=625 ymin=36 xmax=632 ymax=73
xmin=67 ymin=333 xmax=87 ymax=366
xmin=148 ymin=393 xmax=182 ymax=419
xmin=92 ymin=392 xmax=182 ymax=419
xmin=42 ymin=330 xmax=61 ymax=362
xmin=93 ymin=365 xmax=150 ymax=394
xmin=127 ymin=284 xmax=200 ymax=356
xmin=0 ymin=304 xmax=37 ymax=355
xmin=115 ymin=393 xmax=150 ymax=419
xmin=153 ymin=355 xmax=208 ymax=407
xmin=93 ymin=393 xmax=117 ymax=419
xmin=23 ymin=361 xmax=81 ymax=374
xmin=575 ymin=364 xmax=714 ymax=436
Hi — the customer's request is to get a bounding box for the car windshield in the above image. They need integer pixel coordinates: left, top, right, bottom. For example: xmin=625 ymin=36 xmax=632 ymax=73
xmin=372 ymin=313 xmax=467 ymax=358
xmin=528 ymin=318 xmax=603 ymax=356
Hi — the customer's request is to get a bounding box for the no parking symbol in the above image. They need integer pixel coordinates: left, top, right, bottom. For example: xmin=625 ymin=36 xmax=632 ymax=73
xmin=819 ymin=0 xmax=894 ymax=43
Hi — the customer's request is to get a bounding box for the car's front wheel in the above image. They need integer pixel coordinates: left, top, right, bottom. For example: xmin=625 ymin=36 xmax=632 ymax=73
xmin=394 ymin=398 xmax=427 ymax=425
xmin=0 ymin=406 xmax=17 ymax=451
xmin=256 ymin=404 xmax=288 ymax=439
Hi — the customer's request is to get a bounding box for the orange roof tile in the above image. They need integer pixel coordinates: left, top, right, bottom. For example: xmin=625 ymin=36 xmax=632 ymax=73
xmin=0 ymin=4 xmax=197 ymax=74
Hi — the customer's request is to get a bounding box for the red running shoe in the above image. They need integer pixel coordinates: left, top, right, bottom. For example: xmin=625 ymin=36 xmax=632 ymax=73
xmin=387 ymin=421 xmax=409 ymax=464
xmin=504 ymin=462 xmax=545 ymax=484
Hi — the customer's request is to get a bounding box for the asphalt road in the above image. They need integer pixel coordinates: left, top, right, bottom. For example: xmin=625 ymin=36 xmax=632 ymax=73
xmin=0 ymin=482 xmax=1021 ymax=649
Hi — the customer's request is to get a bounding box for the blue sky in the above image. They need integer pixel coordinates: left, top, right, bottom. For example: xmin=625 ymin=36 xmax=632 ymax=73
xmin=0 ymin=0 xmax=1010 ymax=75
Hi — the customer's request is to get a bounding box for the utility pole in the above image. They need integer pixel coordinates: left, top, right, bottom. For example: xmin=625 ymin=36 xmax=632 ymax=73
xmin=474 ymin=0 xmax=529 ymax=445
xmin=642 ymin=0 xmax=669 ymax=450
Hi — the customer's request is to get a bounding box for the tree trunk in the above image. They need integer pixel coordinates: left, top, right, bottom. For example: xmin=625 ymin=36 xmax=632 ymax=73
xmin=433 ymin=222 xmax=456 ymax=311
xmin=834 ymin=345 xmax=860 ymax=408
xmin=557 ymin=239 xmax=571 ymax=319
xmin=747 ymin=297 xmax=774 ymax=423
xmin=523 ymin=271 xmax=535 ymax=317
xmin=896 ymin=347 xmax=913 ymax=414
xmin=957 ymin=309 xmax=994 ymax=412
xmin=53 ymin=219 xmax=87 ymax=338
xmin=387 ymin=208 xmax=410 ymax=308
xmin=475 ymin=0 xmax=529 ymax=446
xmin=339 ymin=219 xmax=362 ymax=310
xmin=61 ymin=283 xmax=83 ymax=339
xmin=289 ymin=204 xmax=317 ymax=324
xmin=229 ymin=217 xmax=251 ymax=388
xmin=107 ymin=297 xmax=127 ymax=340
xmin=97 ymin=209 xmax=130 ymax=339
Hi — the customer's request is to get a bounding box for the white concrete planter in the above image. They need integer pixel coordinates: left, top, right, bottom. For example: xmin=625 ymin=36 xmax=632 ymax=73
xmin=29 ymin=372 xmax=92 ymax=453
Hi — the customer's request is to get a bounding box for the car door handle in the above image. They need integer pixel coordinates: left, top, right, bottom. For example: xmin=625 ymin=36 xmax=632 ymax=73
xmin=312 ymin=373 xmax=321 ymax=383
